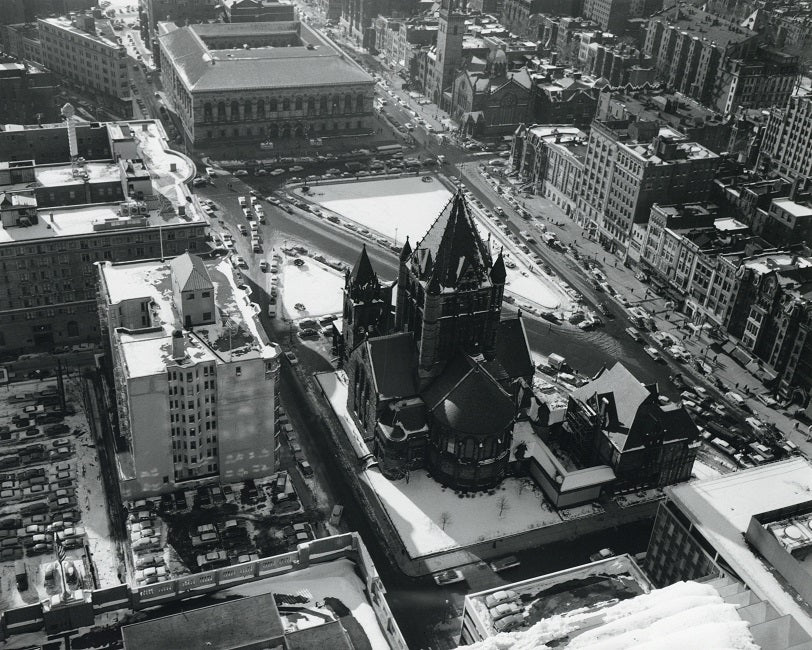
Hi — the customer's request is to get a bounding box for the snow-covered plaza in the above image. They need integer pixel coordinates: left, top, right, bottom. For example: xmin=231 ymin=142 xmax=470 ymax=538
xmin=303 ymin=177 xmax=577 ymax=316
xmin=280 ymin=255 xmax=344 ymax=321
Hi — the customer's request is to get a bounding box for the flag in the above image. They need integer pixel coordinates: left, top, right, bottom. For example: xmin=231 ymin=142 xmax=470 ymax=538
xmin=56 ymin=540 xmax=66 ymax=564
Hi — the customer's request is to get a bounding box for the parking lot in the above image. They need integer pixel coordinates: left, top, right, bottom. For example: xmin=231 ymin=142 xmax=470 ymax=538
xmin=121 ymin=406 xmax=326 ymax=588
xmin=0 ymin=375 xmax=118 ymax=611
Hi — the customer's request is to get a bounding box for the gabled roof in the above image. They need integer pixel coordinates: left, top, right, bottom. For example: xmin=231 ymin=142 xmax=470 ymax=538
xmin=350 ymin=244 xmax=378 ymax=287
xmin=422 ymin=354 xmax=515 ymax=435
xmin=571 ymin=363 xmax=652 ymax=436
xmin=170 ymin=252 xmax=213 ymax=292
xmin=365 ymin=332 xmax=418 ymax=399
xmin=410 ymin=192 xmax=492 ymax=291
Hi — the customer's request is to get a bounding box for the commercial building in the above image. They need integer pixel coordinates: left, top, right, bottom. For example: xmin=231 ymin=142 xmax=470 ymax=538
xmin=0 ymin=61 xmax=59 ymax=125
xmin=37 ymin=15 xmax=132 ymax=118
xmin=559 ymin=362 xmax=700 ymax=491
xmin=573 ymin=118 xmax=720 ymax=257
xmin=596 ymin=85 xmax=733 ymax=154
xmin=98 ymin=251 xmax=282 ymax=498
xmin=373 ymin=16 xmax=437 ymax=74
xmin=511 ymin=124 xmax=587 ymax=215
xmin=759 ymin=94 xmax=812 ymax=182
xmin=725 ymin=251 xmax=812 ymax=402
xmin=637 ymin=203 xmax=755 ymax=324
xmin=580 ymin=41 xmax=656 ymax=87
xmin=645 ymin=459 xmax=812 ymax=641
xmin=221 ymin=0 xmax=296 ymax=22
xmin=157 ymin=21 xmax=375 ymax=149
xmin=715 ymin=47 xmax=799 ymax=117
xmin=0 ymin=118 xmax=208 ymax=353
xmin=143 ymin=0 xmax=219 ymax=44
xmin=343 ymin=193 xmax=534 ymax=491
xmin=500 ymin=0 xmax=581 ymax=37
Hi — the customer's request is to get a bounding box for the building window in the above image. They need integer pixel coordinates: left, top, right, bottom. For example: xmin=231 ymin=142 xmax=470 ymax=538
xmin=235 ymin=366 xmax=241 ymax=376
xmin=203 ymin=312 xmax=211 ymax=320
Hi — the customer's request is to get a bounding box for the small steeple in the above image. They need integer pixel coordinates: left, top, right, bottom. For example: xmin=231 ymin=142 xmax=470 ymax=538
xmin=490 ymin=248 xmax=506 ymax=284
xmin=350 ymin=244 xmax=378 ymax=287
xmin=399 ymin=236 xmax=412 ymax=262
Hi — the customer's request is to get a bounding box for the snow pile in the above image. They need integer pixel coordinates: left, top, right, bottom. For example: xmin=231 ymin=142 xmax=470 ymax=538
xmin=461 ymin=581 xmax=758 ymax=650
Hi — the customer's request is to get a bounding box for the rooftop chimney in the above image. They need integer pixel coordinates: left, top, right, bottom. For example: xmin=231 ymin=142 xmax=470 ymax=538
xmin=171 ymin=330 xmax=185 ymax=361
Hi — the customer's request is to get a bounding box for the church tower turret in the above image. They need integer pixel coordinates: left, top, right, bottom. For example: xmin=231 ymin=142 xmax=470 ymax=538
xmin=433 ymin=0 xmax=465 ymax=107
xmin=341 ymin=245 xmax=392 ymax=357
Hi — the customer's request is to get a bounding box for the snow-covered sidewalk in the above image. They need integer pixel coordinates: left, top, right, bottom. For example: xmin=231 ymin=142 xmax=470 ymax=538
xmin=314 ymin=371 xmax=372 ymax=461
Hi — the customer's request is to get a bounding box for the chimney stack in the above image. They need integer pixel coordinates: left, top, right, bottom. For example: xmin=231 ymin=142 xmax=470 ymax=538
xmin=172 ymin=330 xmax=185 ymax=361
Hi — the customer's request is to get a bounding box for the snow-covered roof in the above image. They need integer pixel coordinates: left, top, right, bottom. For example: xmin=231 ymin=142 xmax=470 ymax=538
xmin=668 ymin=458 xmax=812 ymax=637
xmin=100 ymin=256 xmax=279 ymax=379
xmin=462 ymin=579 xmax=758 ymax=649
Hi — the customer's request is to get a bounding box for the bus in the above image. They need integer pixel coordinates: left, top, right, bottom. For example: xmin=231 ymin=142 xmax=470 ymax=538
xmin=376 ymin=144 xmax=403 ymax=154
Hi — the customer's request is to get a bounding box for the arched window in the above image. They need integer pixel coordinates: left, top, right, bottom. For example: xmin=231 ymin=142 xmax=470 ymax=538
xmin=230 ymin=100 xmax=239 ymax=120
xmin=331 ymin=95 xmax=340 ymax=113
xmin=269 ymin=98 xmax=278 ymax=112
xmin=356 ymin=93 xmax=364 ymax=112
xmin=257 ymin=99 xmax=265 ymax=119
xmin=203 ymin=102 xmax=212 ymax=122
xmin=295 ymin=97 xmax=302 ymax=111
xmin=307 ymin=97 xmax=315 ymax=114
xmin=344 ymin=93 xmax=353 ymax=113
xmin=282 ymin=98 xmax=290 ymax=111
xmin=244 ymin=102 xmax=252 ymax=120
xmin=320 ymin=96 xmax=328 ymax=114
xmin=217 ymin=102 xmax=226 ymax=121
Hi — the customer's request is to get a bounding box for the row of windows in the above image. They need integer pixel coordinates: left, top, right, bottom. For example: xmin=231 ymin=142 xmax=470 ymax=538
xmin=201 ymin=94 xmax=366 ymax=121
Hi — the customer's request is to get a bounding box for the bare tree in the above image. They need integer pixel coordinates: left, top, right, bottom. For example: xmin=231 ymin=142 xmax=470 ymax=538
xmin=439 ymin=511 xmax=452 ymax=531
xmin=497 ymin=495 xmax=510 ymax=518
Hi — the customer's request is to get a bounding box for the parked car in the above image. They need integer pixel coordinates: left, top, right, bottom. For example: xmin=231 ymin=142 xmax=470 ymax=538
xmin=433 ymin=569 xmax=465 ymax=586
xmin=297 ymin=460 xmax=313 ymax=477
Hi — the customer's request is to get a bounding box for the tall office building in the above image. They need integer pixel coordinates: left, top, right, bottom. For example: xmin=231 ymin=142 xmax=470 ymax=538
xmin=759 ymin=94 xmax=812 ymax=182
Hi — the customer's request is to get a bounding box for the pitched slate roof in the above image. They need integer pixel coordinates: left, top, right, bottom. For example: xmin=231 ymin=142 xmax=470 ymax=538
xmin=350 ymin=244 xmax=377 ymax=286
xmin=410 ymin=192 xmax=493 ymax=291
xmin=483 ymin=317 xmax=533 ymax=382
xmin=422 ymin=354 xmax=514 ymax=435
xmin=170 ymin=252 xmax=213 ymax=292
xmin=366 ymin=332 xmax=417 ymax=399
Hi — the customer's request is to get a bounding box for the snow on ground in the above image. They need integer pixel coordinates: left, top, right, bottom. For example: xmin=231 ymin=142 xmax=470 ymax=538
xmin=363 ymin=468 xmax=563 ymax=558
xmin=691 ymin=459 xmax=723 ymax=481
xmin=314 ymin=371 xmax=371 ymax=461
xmin=304 ymin=177 xmax=452 ymax=243
xmin=217 ymin=557 xmax=390 ymax=650
xmin=460 ymin=580 xmax=758 ymax=650
xmin=281 ymin=256 xmax=344 ymax=321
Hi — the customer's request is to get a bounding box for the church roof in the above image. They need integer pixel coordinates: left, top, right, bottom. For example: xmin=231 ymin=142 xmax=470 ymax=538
xmin=170 ymin=252 xmax=213 ymax=292
xmin=411 ymin=192 xmax=493 ymax=292
xmin=483 ymin=317 xmax=533 ymax=382
xmin=422 ymin=354 xmax=514 ymax=435
xmin=366 ymin=332 xmax=418 ymax=399
xmin=350 ymin=244 xmax=378 ymax=286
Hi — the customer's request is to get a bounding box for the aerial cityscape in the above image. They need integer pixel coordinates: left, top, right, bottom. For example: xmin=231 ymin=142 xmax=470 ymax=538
xmin=0 ymin=0 xmax=810 ymax=647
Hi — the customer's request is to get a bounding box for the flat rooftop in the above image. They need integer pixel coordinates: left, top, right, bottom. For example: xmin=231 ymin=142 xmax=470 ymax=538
xmin=652 ymin=5 xmax=756 ymax=50
xmin=668 ymin=458 xmax=812 ymax=636
xmin=158 ymin=21 xmax=373 ymax=91
xmin=101 ymin=256 xmax=278 ymax=378
xmin=742 ymin=252 xmax=812 ymax=275
xmin=39 ymin=16 xmax=122 ymax=50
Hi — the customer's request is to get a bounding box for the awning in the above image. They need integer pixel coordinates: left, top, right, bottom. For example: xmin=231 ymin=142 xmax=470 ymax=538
xmin=732 ymin=347 xmax=754 ymax=366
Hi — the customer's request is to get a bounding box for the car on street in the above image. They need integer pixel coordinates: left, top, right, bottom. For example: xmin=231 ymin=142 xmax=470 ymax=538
xmin=433 ymin=569 xmax=465 ymax=586
xmin=234 ymin=169 xmax=248 ymax=176
xmin=297 ymin=460 xmax=313 ymax=477
xmin=284 ymin=351 xmax=298 ymax=365
xmin=234 ymin=256 xmax=248 ymax=268
xmin=270 ymin=168 xmax=285 ymax=176
xmin=644 ymin=346 xmax=662 ymax=362
xmin=260 ymin=260 xmax=269 ymax=272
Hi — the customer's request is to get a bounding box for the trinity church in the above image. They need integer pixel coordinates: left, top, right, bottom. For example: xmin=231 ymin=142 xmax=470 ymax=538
xmin=342 ymin=192 xmax=534 ymax=490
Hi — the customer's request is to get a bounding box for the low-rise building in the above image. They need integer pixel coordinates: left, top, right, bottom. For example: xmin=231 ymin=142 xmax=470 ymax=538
xmin=512 ymin=124 xmax=587 ymax=215
xmin=0 ymin=22 xmax=42 ymax=62
xmin=725 ymin=251 xmax=812 ymax=401
xmin=157 ymin=20 xmax=375 ymax=150
xmin=559 ymin=362 xmax=700 ymax=491
xmin=0 ymin=118 xmax=208 ymax=353
xmin=98 ymin=252 xmax=282 ymax=498
xmin=574 ymin=118 xmax=720 ymax=258
xmin=645 ymin=459 xmax=812 ymax=641
xmin=37 ymin=15 xmax=132 ymax=118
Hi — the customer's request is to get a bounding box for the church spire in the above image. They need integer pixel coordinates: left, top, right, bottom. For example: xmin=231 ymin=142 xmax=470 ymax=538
xmin=350 ymin=244 xmax=378 ymax=287
xmin=399 ymin=236 xmax=412 ymax=262
xmin=490 ymin=248 xmax=506 ymax=284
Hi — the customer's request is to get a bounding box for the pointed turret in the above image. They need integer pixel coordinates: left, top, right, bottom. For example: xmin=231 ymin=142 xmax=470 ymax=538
xmin=399 ymin=237 xmax=412 ymax=262
xmin=350 ymin=244 xmax=378 ymax=287
xmin=490 ymin=249 xmax=506 ymax=284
